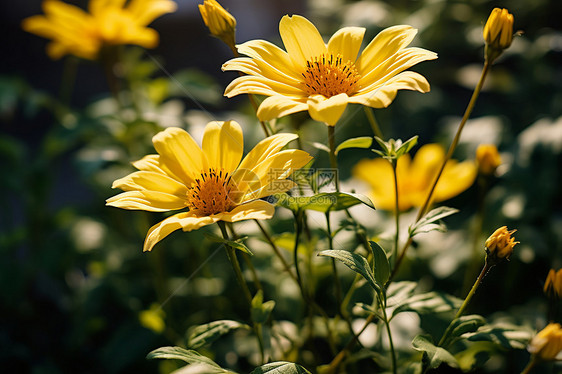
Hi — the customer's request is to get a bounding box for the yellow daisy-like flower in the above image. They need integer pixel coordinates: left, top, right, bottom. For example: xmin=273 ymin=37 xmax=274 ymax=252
xmin=528 ymin=323 xmax=562 ymax=361
xmin=353 ymin=144 xmax=477 ymax=211
xmin=107 ymin=121 xmax=312 ymax=252
xmin=22 ymin=0 xmax=177 ymax=60
xmin=222 ymin=15 xmax=437 ymax=126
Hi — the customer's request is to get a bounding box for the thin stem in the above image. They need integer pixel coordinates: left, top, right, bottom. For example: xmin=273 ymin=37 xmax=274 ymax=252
xmin=327 ymin=125 xmax=339 ymax=190
xmin=520 ymin=355 xmax=539 ymax=374
xmin=438 ymin=261 xmax=491 ymax=347
xmin=364 ymin=106 xmax=384 ymax=139
xmin=218 ymin=221 xmax=252 ymax=305
xmin=380 ymin=296 xmax=397 ymax=374
xmin=254 ymin=220 xmax=298 ymax=283
xmin=392 ymin=161 xmax=400 ymax=268
xmin=391 ymin=60 xmax=492 ymax=280
xmin=227 ymin=223 xmax=263 ymax=293
xmin=293 ymin=211 xmax=305 ymax=294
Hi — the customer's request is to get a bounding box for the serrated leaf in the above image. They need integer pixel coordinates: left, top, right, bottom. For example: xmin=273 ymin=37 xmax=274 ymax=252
xmin=273 ymin=192 xmax=375 ymax=213
xmin=369 ymin=241 xmax=390 ymax=286
xmin=408 ymin=207 xmax=459 ymax=238
xmin=335 ymin=136 xmax=373 ymax=155
xmin=187 ymin=320 xmax=250 ymax=349
xmin=250 ymin=361 xmax=312 ymax=374
xmin=412 ymin=335 xmax=459 ymax=370
xmin=204 ymin=233 xmax=253 ymax=255
xmin=147 ymin=346 xmax=221 ymax=368
xmin=392 ymin=291 xmax=462 ymax=319
xmin=318 ymin=250 xmax=380 ymax=292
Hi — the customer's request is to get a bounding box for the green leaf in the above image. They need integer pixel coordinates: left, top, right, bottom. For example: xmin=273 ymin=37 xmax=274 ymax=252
xmin=147 ymin=346 xmax=221 ymax=368
xmin=449 ymin=315 xmax=487 ymax=341
xmin=204 ymin=233 xmax=253 ymax=255
xmin=251 ymin=290 xmax=276 ymax=324
xmin=408 ymin=206 xmax=459 ymax=238
xmin=335 ymin=136 xmax=373 ymax=155
xmin=250 ymin=361 xmax=311 ymax=374
xmin=187 ymin=320 xmax=250 ymax=349
xmin=318 ymin=250 xmax=380 ymax=292
xmin=273 ymin=192 xmax=375 ymax=213
xmin=464 ymin=323 xmax=533 ymax=349
xmin=386 ymin=281 xmax=417 ymax=308
xmin=308 ymin=141 xmax=330 ymax=153
xmin=373 ymin=136 xmax=418 ymax=161
xmin=392 ymin=291 xmax=462 ymax=319
xmin=412 ymin=335 xmax=459 ymax=370
xmin=454 ymin=341 xmax=496 ymax=372
xmin=369 ymin=241 xmax=390 ymax=286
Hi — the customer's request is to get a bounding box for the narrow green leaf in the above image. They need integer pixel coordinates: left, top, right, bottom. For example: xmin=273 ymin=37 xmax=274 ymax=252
xmin=465 ymin=323 xmax=533 ymax=349
xmin=449 ymin=315 xmax=487 ymax=341
xmin=187 ymin=320 xmax=250 ymax=349
xmin=408 ymin=206 xmax=459 ymax=238
xmin=251 ymin=290 xmax=276 ymax=324
xmin=318 ymin=250 xmax=380 ymax=292
xmin=204 ymin=233 xmax=253 ymax=255
xmin=250 ymin=361 xmax=312 ymax=374
xmin=392 ymin=291 xmax=462 ymax=319
xmin=147 ymin=346 xmax=221 ymax=367
xmin=412 ymin=335 xmax=459 ymax=370
xmin=308 ymin=141 xmax=330 ymax=153
xmin=386 ymin=281 xmax=417 ymax=307
xmin=335 ymin=136 xmax=373 ymax=155
xmin=273 ymin=192 xmax=375 ymax=213
xmin=369 ymin=241 xmax=390 ymax=286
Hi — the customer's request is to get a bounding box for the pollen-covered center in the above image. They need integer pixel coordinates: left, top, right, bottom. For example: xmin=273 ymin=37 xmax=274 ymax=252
xmin=302 ymin=53 xmax=360 ymax=97
xmin=186 ymin=168 xmax=238 ymax=216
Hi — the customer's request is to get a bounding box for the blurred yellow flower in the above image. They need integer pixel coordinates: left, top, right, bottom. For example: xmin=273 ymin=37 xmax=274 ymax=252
xmin=528 ymin=323 xmax=562 ymax=361
xmin=139 ymin=304 xmax=165 ymax=333
xmin=199 ymin=0 xmax=236 ymax=51
xmin=22 ymin=0 xmax=177 ymax=60
xmin=485 ymin=226 xmax=518 ymax=261
xmin=107 ymin=121 xmax=312 ymax=252
xmin=476 ymin=144 xmax=501 ymax=175
xmin=223 ymin=15 xmax=437 ymax=126
xmin=483 ymin=8 xmax=514 ymax=62
xmin=544 ymin=269 xmax=562 ymax=299
xmin=353 ymin=144 xmax=476 ymax=211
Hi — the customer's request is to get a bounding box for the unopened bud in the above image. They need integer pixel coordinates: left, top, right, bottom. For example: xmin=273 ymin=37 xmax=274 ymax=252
xmin=528 ymin=323 xmax=562 ymax=361
xmin=476 ymin=144 xmax=501 ymax=176
xmin=485 ymin=226 xmax=518 ymax=262
xmin=199 ymin=0 xmax=237 ymax=52
xmin=483 ymin=8 xmax=514 ymax=63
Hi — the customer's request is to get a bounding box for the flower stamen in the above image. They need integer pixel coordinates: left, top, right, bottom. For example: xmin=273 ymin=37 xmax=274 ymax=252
xmin=301 ymin=53 xmax=360 ymax=97
xmin=187 ymin=168 xmax=238 ymax=215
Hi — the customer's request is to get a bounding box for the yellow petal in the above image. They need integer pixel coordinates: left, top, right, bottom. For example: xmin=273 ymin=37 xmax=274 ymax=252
xmin=237 ymin=133 xmax=300 ymax=173
xmin=221 ymin=200 xmax=275 ymax=222
xmin=143 ymin=211 xmax=219 ymax=252
xmin=111 ymin=171 xmax=188 ymax=197
xmin=120 ymin=27 xmax=159 ymax=49
xmin=435 ymin=160 xmax=477 ymax=202
xmin=88 ymin=0 xmax=127 ymax=15
xmin=327 ymin=26 xmax=365 ymax=63
xmin=224 ymin=74 xmax=303 ymax=98
xmin=279 ymin=15 xmax=327 ymax=69
xmin=127 ymin=0 xmax=177 ymax=26
xmin=355 ymin=25 xmax=417 ymax=74
xmin=256 ymin=96 xmax=308 ymax=122
xmin=235 ymin=39 xmax=302 ymax=82
xmin=307 ymin=93 xmax=348 ymax=126
xmin=202 ymin=120 xmax=244 ymax=173
xmin=152 ymin=127 xmax=207 ymax=186
xmin=106 ymin=190 xmax=186 ymax=212
xmin=353 ymin=158 xmax=397 ymax=210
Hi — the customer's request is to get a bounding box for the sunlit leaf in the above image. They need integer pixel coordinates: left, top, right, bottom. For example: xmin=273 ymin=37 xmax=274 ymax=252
xmin=204 ymin=233 xmax=253 ymax=255
xmin=412 ymin=335 xmax=459 ymax=370
xmin=250 ymin=361 xmax=311 ymax=374
xmin=392 ymin=291 xmax=462 ymax=319
xmin=464 ymin=323 xmax=533 ymax=350
xmin=147 ymin=347 xmax=222 ymax=368
xmin=187 ymin=320 xmax=250 ymax=349
xmin=369 ymin=241 xmax=390 ymax=286
xmin=408 ymin=207 xmax=459 ymax=238
xmin=318 ymin=250 xmax=380 ymax=292
xmin=335 ymin=136 xmax=373 ymax=155
xmin=251 ymin=290 xmax=276 ymax=324
xmin=274 ymin=192 xmax=375 ymax=213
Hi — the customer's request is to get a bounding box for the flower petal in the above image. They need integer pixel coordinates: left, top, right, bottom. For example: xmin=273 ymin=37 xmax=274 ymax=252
xmin=111 ymin=170 xmax=188 ymax=197
xmin=143 ymin=211 xmax=219 ymax=252
xmin=126 ymin=0 xmax=177 ymax=26
xmin=279 ymin=15 xmax=327 ymax=69
xmin=353 ymin=158 xmax=397 ymax=210
xmin=307 ymin=93 xmax=349 ymax=126
xmin=88 ymin=0 xmax=126 ymax=15
xmin=327 ymin=26 xmax=366 ymax=63
xmin=221 ymin=200 xmax=275 ymax=222
xmin=435 ymin=160 xmax=477 ymax=202
xmin=224 ymin=74 xmax=304 ymax=98
xmin=202 ymin=120 xmax=244 ymax=173
xmin=237 ymin=133 xmax=300 ymax=173
xmin=106 ymin=190 xmax=186 ymax=212
xmin=355 ymin=25 xmax=418 ymax=73
xmin=152 ymin=127 xmax=207 ymax=186
xmin=256 ymin=96 xmax=308 ymax=122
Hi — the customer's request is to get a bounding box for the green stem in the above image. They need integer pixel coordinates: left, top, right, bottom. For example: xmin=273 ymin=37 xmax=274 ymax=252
xmin=438 ymin=260 xmax=491 ymax=347
xmin=390 ymin=60 xmax=492 ymax=281
xmin=327 ymin=125 xmax=339 ymax=191
xmin=364 ymin=106 xmax=384 ymax=139
xmin=392 ymin=161 xmax=400 ymax=268
xmin=254 ymin=220 xmax=298 ymax=283
xmin=293 ymin=211 xmax=305 ymax=295
xmin=380 ymin=295 xmax=397 ymax=374
xmin=218 ymin=221 xmax=252 ymax=305
xmin=520 ymin=355 xmax=539 ymax=374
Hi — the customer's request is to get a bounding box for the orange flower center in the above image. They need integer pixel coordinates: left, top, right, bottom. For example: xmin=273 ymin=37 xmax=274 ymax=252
xmin=302 ymin=53 xmax=360 ymax=97
xmin=187 ymin=168 xmax=238 ymax=216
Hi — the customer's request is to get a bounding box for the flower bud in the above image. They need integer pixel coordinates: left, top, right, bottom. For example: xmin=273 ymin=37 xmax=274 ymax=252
xmin=476 ymin=144 xmax=501 ymax=176
xmin=485 ymin=226 xmax=518 ymax=261
xmin=544 ymin=269 xmax=562 ymax=299
xmin=199 ymin=0 xmax=237 ymax=52
xmin=528 ymin=323 xmax=562 ymax=361
xmin=483 ymin=8 xmax=514 ymax=63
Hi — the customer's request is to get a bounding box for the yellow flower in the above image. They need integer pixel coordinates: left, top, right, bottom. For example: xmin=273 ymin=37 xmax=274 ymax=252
xmin=222 ymin=15 xmax=437 ymax=126
xmin=483 ymin=8 xmax=514 ymax=62
xmin=528 ymin=323 xmax=562 ymax=361
xmin=139 ymin=304 xmax=165 ymax=334
xmin=22 ymin=0 xmax=177 ymax=60
xmin=107 ymin=121 xmax=312 ymax=252
xmin=485 ymin=226 xmax=518 ymax=261
xmin=544 ymin=269 xmax=562 ymax=299
xmin=353 ymin=144 xmax=476 ymax=211
xmin=476 ymin=144 xmax=501 ymax=175
xmin=199 ymin=0 xmax=237 ymax=51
